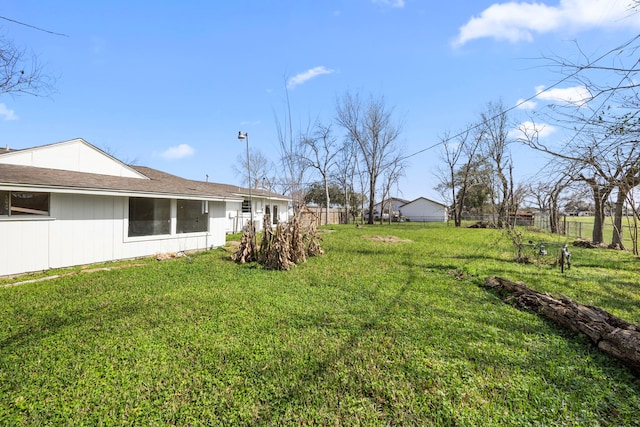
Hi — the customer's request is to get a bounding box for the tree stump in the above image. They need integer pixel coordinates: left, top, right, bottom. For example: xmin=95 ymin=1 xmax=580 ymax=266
xmin=484 ymin=276 xmax=640 ymax=375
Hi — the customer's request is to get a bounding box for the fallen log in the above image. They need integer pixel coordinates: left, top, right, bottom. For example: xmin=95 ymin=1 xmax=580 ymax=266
xmin=484 ymin=276 xmax=640 ymax=375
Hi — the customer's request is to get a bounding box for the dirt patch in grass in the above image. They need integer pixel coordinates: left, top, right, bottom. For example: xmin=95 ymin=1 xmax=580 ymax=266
xmin=363 ymin=235 xmax=412 ymax=243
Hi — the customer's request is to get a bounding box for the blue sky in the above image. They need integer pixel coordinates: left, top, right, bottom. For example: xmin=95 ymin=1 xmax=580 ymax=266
xmin=1 ymin=0 xmax=639 ymax=201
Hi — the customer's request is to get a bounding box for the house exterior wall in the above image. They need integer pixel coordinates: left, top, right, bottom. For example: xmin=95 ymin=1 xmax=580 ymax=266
xmin=0 ymin=193 xmax=228 ymax=277
xmin=225 ymin=198 xmax=289 ymax=234
xmin=401 ymin=199 xmax=448 ymax=222
xmin=49 ymin=193 xmax=119 ymax=268
xmin=1 ymin=139 xmax=144 ymax=178
xmin=371 ymin=198 xmax=408 ymax=217
xmin=0 ymin=139 xmax=292 ymax=276
xmin=0 ymin=217 xmax=52 ymax=276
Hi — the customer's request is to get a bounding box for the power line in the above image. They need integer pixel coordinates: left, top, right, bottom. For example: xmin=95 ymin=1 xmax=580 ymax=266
xmin=0 ymin=15 xmax=68 ymax=37
xmin=399 ymin=33 xmax=640 ymax=162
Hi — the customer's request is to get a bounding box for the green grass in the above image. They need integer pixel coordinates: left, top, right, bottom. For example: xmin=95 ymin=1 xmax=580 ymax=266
xmin=1 ymin=223 xmax=639 ymax=426
xmin=556 ymin=215 xmax=639 ymax=249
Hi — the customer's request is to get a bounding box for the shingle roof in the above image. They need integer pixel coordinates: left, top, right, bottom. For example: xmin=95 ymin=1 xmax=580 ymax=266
xmin=400 ymin=197 xmax=448 ymax=208
xmin=0 ymin=162 xmax=287 ymax=201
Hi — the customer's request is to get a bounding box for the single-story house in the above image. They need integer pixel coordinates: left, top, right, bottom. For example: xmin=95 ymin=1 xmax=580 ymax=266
xmin=370 ymin=197 xmax=410 ymax=221
xmin=0 ymin=138 xmax=290 ymax=277
xmin=400 ymin=197 xmax=448 ymax=222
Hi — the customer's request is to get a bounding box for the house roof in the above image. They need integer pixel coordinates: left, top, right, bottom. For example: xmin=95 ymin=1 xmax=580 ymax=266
xmin=372 ymin=197 xmax=410 ymax=208
xmin=400 ymin=197 xmax=448 ymax=208
xmin=0 ymin=140 xmax=289 ymax=202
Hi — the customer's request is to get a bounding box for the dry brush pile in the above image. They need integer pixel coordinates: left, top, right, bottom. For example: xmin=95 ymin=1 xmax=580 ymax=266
xmin=232 ymin=213 xmax=324 ymax=270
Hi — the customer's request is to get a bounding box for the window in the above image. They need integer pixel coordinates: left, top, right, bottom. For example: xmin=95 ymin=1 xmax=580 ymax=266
xmin=0 ymin=191 xmax=50 ymax=216
xmin=128 ymin=197 xmax=170 ymax=237
xmin=0 ymin=191 xmax=7 ymax=215
xmin=177 ymin=199 xmax=208 ymax=233
xmin=242 ymin=199 xmax=251 ymax=213
xmin=272 ymin=205 xmax=278 ymax=224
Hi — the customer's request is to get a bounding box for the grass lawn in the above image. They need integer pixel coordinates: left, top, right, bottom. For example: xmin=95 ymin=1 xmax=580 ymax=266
xmin=560 ymin=215 xmax=638 ymax=249
xmin=1 ymin=223 xmax=640 ymax=425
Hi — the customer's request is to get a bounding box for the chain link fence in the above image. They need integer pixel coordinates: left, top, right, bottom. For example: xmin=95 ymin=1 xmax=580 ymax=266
xmin=534 ymin=214 xmax=599 ymax=241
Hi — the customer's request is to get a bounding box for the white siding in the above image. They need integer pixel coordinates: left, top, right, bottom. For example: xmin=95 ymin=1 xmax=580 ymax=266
xmin=0 ymin=139 xmax=145 ymax=178
xmin=0 ymin=194 xmax=229 ymax=277
xmin=49 ymin=193 xmax=119 ymax=268
xmin=0 ymin=218 xmax=52 ymax=276
xmin=225 ymin=198 xmax=289 ymax=234
xmin=208 ymin=201 xmax=227 ymax=247
xmin=401 ymin=198 xmax=448 ymax=222
xmin=226 ymin=201 xmax=243 ymax=233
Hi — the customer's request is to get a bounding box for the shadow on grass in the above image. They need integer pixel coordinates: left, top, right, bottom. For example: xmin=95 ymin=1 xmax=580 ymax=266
xmin=254 ymin=251 xmax=420 ymax=423
xmin=0 ymin=296 xmax=152 ymax=353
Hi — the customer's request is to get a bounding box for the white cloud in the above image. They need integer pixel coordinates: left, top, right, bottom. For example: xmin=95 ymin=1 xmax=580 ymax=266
xmin=372 ymin=0 xmax=405 ymax=8
xmin=287 ymin=66 xmax=335 ymax=89
xmin=535 ymin=84 xmax=592 ymax=106
xmin=159 ymin=143 xmax=194 ymax=160
xmin=517 ymin=120 xmax=556 ymax=138
xmin=0 ymin=103 xmax=18 ymax=121
xmin=516 ymin=98 xmax=537 ymax=110
xmin=453 ymin=0 xmax=640 ymax=47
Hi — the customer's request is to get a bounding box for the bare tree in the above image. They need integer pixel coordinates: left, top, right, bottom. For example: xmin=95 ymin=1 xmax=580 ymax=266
xmin=232 ymin=148 xmax=275 ymax=189
xmin=0 ymin=34 xmax=54 ymax=97
xmin=527 ymin=163 xmax=574 ymax=234
xmin=435 ymin=130 xmax=460 ymax=224
xmin=333 ymin=137 xmax=359 ymax=224
xmin=335 ymin=92 xmax=403 ymax=224
xmin=299 ymin=122 xmax=339 ymax=225
xmin=520 ymin=124 xmax=605 ymax=243
xmin=624 ymin=187 xmax=640 ymax=255
xmin=379 ymin=152 xmax=406 ymax=224
xmin=478 ymin=100 xmax=514 ymax=227
xmin=435 ymin=127 xmax=482 ymax=226
xmin=274 ymin=83 xmax=311 ymax=213
xmin=519 ymin=111 xmax=640 ymax=245
xmin=525 ymin=21 xmax=640 ymax=245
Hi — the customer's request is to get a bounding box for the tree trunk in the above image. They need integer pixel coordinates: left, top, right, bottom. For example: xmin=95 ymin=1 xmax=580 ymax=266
xmin=324 ymin=178 xmax=330 ymax=226
xmin=592 ymin=195 xmax=606 ymax=244
xmin=343 ymin=182 xmax=349 ymax=225
xmin=484 ymin=276 xmax=640 ymax=375
xmin=450 ymin=169 xmax=459 ymax=227
xmin=580 ymin=176 xmax=609 ymax=244
xmin=549 ymin=198 xmax=560 ymax=234
xmin=586 ymin=179 xmax=612 ymax=245
xmin=611 ymin=188 xmax=626 ymax=249
xmin=549 ymin=209 xmax=559 ymax=234
xmin=455 ymin=186 xmax=466 ymax=227
xmin=367 ymin=177 xmax=376 ymax=225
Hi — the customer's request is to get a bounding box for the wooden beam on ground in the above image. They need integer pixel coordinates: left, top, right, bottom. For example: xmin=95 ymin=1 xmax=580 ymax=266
xmin=484 ymin=276 xmax=640 ymax=375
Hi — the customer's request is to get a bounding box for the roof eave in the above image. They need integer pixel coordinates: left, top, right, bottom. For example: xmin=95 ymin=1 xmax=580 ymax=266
xmin=0 ymin=183 xmax=242 ymax=202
